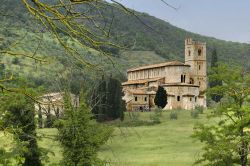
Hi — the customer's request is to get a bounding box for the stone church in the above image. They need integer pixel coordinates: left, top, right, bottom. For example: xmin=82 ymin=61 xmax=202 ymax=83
xmin=122 ymin=38 xmax=207 ymax=111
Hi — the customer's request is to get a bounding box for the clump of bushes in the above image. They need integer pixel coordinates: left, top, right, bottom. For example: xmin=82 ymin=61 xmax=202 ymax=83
xmin=128 ymin=111 xmax=140 ymax=122
xmin=195 ymin=106 xmax=204 ymax=114
xmin=191 ymin=106 xmax=205 ymax=118
xmin=190 ymin=110 xmax=199 ymax=118
xmin=170 ymin=111 xmax=178 ymax=120
xmin=150 ymin=108 xmax=162 ymax=124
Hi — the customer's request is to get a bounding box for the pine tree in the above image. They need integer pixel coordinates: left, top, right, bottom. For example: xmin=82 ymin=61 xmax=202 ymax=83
xmin=57 ymin=92 xmax=112 ymax=166
xmin=209 ymin=48 xmax=223 ymax=102
xmin=154 ymin=86 xmax=167 ymax=108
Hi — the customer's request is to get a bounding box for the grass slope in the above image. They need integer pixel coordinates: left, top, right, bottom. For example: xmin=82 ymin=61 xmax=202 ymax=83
xmin=99 ymin=111 xmax=211 ymax=166
xmin=34 ymin=110 xmax=215 ymax=166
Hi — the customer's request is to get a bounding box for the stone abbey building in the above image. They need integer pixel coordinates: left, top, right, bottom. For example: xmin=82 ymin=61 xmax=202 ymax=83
xmin=122 ymin=38 xmax=207 ymax=111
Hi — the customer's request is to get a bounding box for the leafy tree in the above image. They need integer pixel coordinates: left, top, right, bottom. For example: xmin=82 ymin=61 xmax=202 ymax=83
xmin=56 ymin=92 xmax=113 ymax=166
xmin=154 ymin=86 xmax=167 ymax=108
xmin=209 ymin=48 xmax=223 ymax=102
xmin=0 ymin=93 xmax=42 ymax=166
xmin=193 ymin=64 xmax=250 ymax=166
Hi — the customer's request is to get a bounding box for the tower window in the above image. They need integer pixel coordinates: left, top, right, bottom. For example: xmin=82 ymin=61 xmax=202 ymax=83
xmin=190 ymin=78 xmax=194 ymax=84
xmin=195 ymin=97 xmax=197 ymax=102
xmin=135 ymin=97 xmax=138 ymax=101
xmin=199 ymin=65 xmax=201 ymax=70
xmin=145 ymin=97 xmax=147 ymax=102
xmin=177 ymin=96 xmax=181 ymax=101
xmin=188 ymin=50 xmax=191 ymax=56
xmin=181 ymin=75 xmax=186 ymax=83
xmin=190 ymin=98 xmax=192 ymax=101
xmin=198 ymin=49 xmax=202 ymax=56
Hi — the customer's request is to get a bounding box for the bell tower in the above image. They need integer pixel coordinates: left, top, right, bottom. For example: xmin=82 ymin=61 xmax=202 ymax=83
xmin=185 ymin=38 xmax=207 ymax=93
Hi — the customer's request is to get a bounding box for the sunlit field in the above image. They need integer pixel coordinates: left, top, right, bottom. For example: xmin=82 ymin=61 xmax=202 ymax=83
xmin=34 ymin=110 xmax=215 ymax=166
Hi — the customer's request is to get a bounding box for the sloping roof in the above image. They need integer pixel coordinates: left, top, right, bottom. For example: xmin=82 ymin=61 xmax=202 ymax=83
xmin=122 ymin=77 xmax=164 ymax=86
xmin=127 ymin=60 xmax=190 ymax=72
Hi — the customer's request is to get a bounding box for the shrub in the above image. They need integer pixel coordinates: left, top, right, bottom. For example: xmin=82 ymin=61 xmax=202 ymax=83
xmin=170 ymin=111 xmax=178 ymax=120
xmin=128 ymin=111 xmax=140 ymax=122
xmin=150 ymin=108 xmax=162 ymax=124
xmin=191 ymin=110 xmax=199 ymax=118
xmin=195 ymin=106 xmax=204 ymax=114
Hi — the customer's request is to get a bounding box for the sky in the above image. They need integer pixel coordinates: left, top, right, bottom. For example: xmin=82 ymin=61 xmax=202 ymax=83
xmin=107 ymin=0 xmax=250 ymax=43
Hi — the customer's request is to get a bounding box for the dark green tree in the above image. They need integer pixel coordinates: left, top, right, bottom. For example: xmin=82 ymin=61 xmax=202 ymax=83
xmin=209 ymin=48 xmax=223 ymax=102
xmin=106 ymin=77 xmax=125 ymax=121
xmin=154 ymin=86 xmax=167 ymax=108
xmin=57 ymin=92 xmax=112 ymax=166
xmin=0 ymin=93 xmax=42 ymax=166
xmin=193 ymin=64 xmax=250 ymax=166
xmin=92 ymin=76 xmax=125 ymax=122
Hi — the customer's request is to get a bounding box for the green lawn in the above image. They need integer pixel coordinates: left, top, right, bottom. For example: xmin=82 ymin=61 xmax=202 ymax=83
xmin=98 ymin=111 xmax=212 ymax=166
xmin=1 ymin=110 xmax=214 ymax=165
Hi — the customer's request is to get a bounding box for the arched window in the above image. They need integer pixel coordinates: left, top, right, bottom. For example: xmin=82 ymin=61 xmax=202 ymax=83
xmin=144 ymin=97 xmax=147 ymax=102
xmin=199 ymin=65 xmax=201 ymax=70
xmin=181 ymin=75 xmax=183 ymax=83
xmin=198 ymin=49 xmax=202 ymax=56
xmin=135 ymin=96 xmax=138 ymax=101
xmin=177 ymin=96 xmax=181 ymax=101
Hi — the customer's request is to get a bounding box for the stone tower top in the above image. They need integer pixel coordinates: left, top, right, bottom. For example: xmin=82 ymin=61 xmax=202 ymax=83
xmin=184 ymin=38 xmax=207 ymax=93
xmin=185 ymin=38 xmax=206 ymax=63
xmin=185 ymin=38 xmax=206 ymax=46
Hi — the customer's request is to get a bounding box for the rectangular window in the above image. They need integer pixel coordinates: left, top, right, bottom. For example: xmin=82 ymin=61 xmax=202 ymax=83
xmin=145 ymin=97 xmax=147 ymax=102
xmin=135 ymin=97 xmax=137 ymax=101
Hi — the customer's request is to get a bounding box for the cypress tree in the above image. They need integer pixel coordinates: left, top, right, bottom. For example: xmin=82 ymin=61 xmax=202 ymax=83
xmin=154 ymin=86 xmax=167 ymax=108
xmin=107 ymin=77 xmax=125 ymax=120
xmin=92 ymin=76 xmax=125 ymax=121
xmin=209 ymin=48 xmax=223 ymax=102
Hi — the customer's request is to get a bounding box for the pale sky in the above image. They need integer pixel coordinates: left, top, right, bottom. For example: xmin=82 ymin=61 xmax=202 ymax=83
xmin=107 ymin=0 xmax=250 ymax=43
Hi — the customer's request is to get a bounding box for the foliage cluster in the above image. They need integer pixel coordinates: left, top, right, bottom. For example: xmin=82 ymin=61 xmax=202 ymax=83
xmin=193 ymin=64 xmax=250 ymax=166
xmin=56 ymin=93 xmax=113 ymax=166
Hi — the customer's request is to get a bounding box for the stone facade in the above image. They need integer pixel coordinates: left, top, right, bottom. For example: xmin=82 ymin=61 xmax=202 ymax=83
xmin=122 ymin=38 xmax=207 ymax=111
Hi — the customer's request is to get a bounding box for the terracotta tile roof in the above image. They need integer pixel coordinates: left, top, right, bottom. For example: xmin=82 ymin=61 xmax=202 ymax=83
xmin=127 ymin=60 xmax=190 ymax=72
xmin=122 ymin=77 xmax=164 ymax=86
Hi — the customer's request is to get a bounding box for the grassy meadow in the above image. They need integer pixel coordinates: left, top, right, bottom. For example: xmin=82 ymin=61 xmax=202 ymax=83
xmin=34 ymin=110 xmax=215 ymax=166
